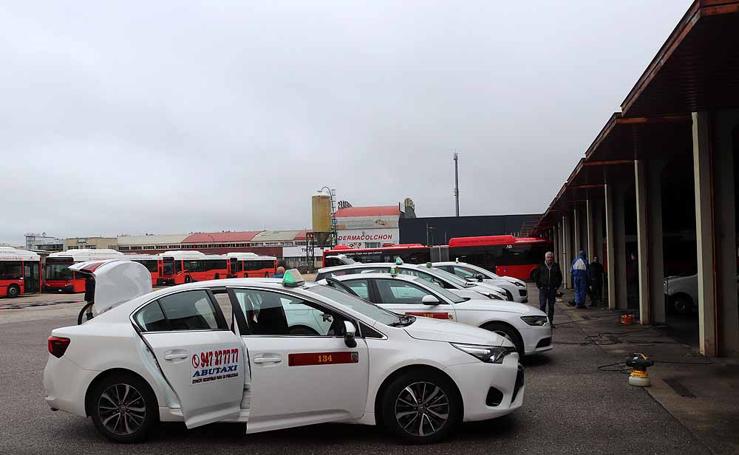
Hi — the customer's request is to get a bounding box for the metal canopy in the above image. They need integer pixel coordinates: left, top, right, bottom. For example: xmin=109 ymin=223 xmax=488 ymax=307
xmin=622 ymin=0 xmax=739 ymax=117
xmin=534 ymin=0 xmax=737 ymax=234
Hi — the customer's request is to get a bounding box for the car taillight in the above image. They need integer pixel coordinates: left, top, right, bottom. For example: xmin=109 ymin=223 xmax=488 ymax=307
xmin=48 ymin=336 xmax=70 ymax=358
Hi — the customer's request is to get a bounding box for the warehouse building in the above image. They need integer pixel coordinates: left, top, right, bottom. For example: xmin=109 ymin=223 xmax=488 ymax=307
xmin=535 ymin=0 xmax=739 ymax=357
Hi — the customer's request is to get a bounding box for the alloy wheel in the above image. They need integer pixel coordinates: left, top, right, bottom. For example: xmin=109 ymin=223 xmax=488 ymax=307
xmin=494 ymin=330 xmax=514 ymax=343
xmin=394 ymin=381 xmax=450 ymax=437
xmin=97 ymin=383 xmax=147 ymax=436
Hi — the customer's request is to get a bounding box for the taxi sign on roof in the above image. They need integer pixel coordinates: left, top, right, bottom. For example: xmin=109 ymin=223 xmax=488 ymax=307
xmin=282 ymin=269 xmax=305 ymax=287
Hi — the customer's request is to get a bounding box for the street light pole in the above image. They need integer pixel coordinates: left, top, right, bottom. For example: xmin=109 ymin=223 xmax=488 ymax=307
xmin=453 ymin=153 xmax=460 ymax=216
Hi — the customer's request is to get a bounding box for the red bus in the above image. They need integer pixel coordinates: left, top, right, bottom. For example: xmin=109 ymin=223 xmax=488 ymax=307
xmin=322 ymin=244 xmax=430 ymax=267
xmin=44 ymin=249 xmax=125 ymax=293
xmin=124 ymin=254 xmax=162 ymax=287
xmin=448 ymin=235 xmax=549 ymax=281
xmin=158 ymin=251 xmax=229 ymax=285
xmin=0 ymin=247 xmax=41 ymax=298
xmin=225 ymin=252 xmax=278 ymax=278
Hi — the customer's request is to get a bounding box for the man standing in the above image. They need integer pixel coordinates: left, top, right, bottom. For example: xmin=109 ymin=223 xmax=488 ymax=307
xmin=588 ymin=256 xmax=604 ymax=307
xmin=534 ymin=251 xmax=563 ymax=327
xmin=572 ymin=250 xmax=589 ymax=309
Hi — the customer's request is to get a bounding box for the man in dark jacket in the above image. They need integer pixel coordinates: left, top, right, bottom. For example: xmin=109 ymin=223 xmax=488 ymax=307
xmin=533 ymin=251 xmax=563 ymax=327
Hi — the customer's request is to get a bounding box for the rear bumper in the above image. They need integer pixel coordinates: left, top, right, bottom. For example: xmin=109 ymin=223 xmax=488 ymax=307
xmin=44 ymin=355 xmax=97 ymax=417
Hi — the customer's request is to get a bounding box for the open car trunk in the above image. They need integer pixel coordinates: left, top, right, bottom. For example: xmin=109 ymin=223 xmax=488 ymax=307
xmin=69 ymin=260 xmax=152 ymax=315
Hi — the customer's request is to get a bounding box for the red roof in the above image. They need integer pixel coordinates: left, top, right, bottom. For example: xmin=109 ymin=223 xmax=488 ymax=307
xmin=334 ymin=205 xmax=400 ymax=218
xmin=182 ymin=231 xmax=263 ymax=244
xmin=293 ymin=230 xmax=308 ymax=241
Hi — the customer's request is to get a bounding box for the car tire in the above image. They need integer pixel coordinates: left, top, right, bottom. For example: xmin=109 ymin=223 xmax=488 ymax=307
xmin=77 ymin=302 xmax=94 ymax=325
xmin=482 ymin=322 xmax=524 ymax=357
xmin=672 ymin=294 xmax=694 ymax=315
xmin=90 ymin=373 xmax=158 ymax=443
xmin=7 ymin=284 xmax=20 ymax=298
xmin=381 ymin=370 xmax=462 ymax=444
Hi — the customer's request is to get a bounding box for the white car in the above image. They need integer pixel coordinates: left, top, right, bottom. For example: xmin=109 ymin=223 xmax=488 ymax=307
xmin=44 ymin=261 xmax=524 ymax=444
xmin=432 ymin=262 xmax=528 ymax=303
xmin=663 ymin=274 xmax=739 ymax=314
xmin=320 ymin=273 xmax=552 ymax=357
xmin=316 ymin=263 xmax=509 ymax=301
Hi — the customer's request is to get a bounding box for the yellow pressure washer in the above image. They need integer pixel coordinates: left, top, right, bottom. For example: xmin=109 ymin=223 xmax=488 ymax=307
xmin=626 ymin=353 xmax=654 ymax=387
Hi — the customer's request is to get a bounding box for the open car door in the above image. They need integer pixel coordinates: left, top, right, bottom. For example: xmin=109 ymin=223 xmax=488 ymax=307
xmin=136 ymin=288 xmax=246 ymax=428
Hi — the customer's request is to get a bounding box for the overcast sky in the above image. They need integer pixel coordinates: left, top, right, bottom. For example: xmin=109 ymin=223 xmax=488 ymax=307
xmin=0 ymin=0 xmax=691 ymax=245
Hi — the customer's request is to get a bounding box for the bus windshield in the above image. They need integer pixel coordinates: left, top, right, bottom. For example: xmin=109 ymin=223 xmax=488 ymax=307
xmin=45 ymin=263 xmax=73 ymax=280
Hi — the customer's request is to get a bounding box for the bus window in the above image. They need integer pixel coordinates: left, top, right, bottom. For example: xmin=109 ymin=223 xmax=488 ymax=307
xmin=0 ymin=262 xmax=22 ymax=280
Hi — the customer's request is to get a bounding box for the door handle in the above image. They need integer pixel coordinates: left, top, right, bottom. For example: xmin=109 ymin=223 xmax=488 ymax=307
xmin=164 ymin=352 xmax=189 ymax=361
xmin=254 ymin=355 xmax=282 ymax=365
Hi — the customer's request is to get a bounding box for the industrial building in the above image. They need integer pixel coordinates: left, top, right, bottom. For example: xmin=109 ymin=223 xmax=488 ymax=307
xmin=534 ymin=0 xmax=739 ymax=357
xmin=400 ymin=214 xmax=540 ymax=246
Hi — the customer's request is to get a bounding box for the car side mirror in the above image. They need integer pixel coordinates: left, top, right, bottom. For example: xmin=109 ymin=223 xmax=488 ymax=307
xmin=476 ymin=274 xmax=484 ymax=282
xmin=343 ymin=321 xmax=357 ymax=348
xmin=422 ymin=295 xmax=440 ymax=305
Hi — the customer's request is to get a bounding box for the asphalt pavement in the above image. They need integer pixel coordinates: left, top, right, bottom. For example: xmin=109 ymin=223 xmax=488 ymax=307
xmin=0 ymin=288 xmax=711 ymax=455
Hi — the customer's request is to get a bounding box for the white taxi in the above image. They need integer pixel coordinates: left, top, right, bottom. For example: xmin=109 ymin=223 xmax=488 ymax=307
xmin=316 ymin=262 xmax=509 ymax=301
xmin=44 ymin=261 xmax=524 ymax=444
xmin=432 ymin=261 xmax=528 ymax=303
xmin=320 ymin=273 xmax=552 ymax=356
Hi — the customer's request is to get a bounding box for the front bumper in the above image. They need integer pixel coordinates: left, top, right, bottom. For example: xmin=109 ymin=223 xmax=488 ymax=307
xmin=44 ymin=284 xmax=75 ymax=293
xmin=450 ymin=354 xmax=524 ymax=422
xmin=521 ymin=324 xmax=554 ymax=355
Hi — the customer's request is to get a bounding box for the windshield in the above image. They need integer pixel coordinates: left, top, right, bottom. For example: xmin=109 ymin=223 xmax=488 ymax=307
xmin=413 ymin=277 xmax=467 ymax=303
xmin=45 ymin=263 xmax=73 ymax=280
xmin=414 ymin=266 xmax=473 ymax=288
xmin=450 ymin=266 xmax=478 ymax=280
xmin=462 ymin=264 xmax=496 ymax=278
xmin=307 ymin=284 xmax=408 ymax=327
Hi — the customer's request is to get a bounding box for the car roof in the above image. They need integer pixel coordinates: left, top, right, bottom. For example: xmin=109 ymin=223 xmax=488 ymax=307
xmin=318 ymin=262 xmax=433 ymax=273
xmin=329 ymin=272 xmax=418 ymax=282
xmin=91 ymin=278 xmax=321 ymax=321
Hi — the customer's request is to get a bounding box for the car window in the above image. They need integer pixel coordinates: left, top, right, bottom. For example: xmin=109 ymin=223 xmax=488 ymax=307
xmin=450 ymin=266 xmax=476 ymax=280
xmin=344 ymin=279 xmax=370 ymax=299
xmin=411 ymin=277 xmax=467 ymax=303
xmin=416 ymin=266 xmax=473 ymax=288
xmin=359 ymin=267 xmax=390 ymax=274
xmin=306 ymin=285 xmax=403 ymax=327
xmin=232 ymin=288 xmax=346 ymax=337
xmin=138 ymin=290 xmax=227 ymax=332
xmin=398 ymin=268 xmax=449 ymax=288
xmin=374 ymin=279 xmax=431 ymax=304
xmin=159 ymin=290 xmax=226 ymax=331
xmin=134 ymin=301 xmax=170 ymax=332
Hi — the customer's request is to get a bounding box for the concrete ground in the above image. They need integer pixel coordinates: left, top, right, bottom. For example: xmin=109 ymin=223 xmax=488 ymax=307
xmin=0 ymin=287 xmax=721 ymax=454
xmin=553 ymin=288 xmax=739 ymax=455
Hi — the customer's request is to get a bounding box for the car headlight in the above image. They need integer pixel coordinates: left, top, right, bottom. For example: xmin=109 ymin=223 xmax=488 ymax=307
xmin=512 ymin=281 xmax=525 ymax=287
xmin=521 ymin=315 xmax=548 ymax=326
xmin=451 ymin=343 xmax=516 ymax=364
xmin=486 ymin=292 xmax=503 ymax=300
